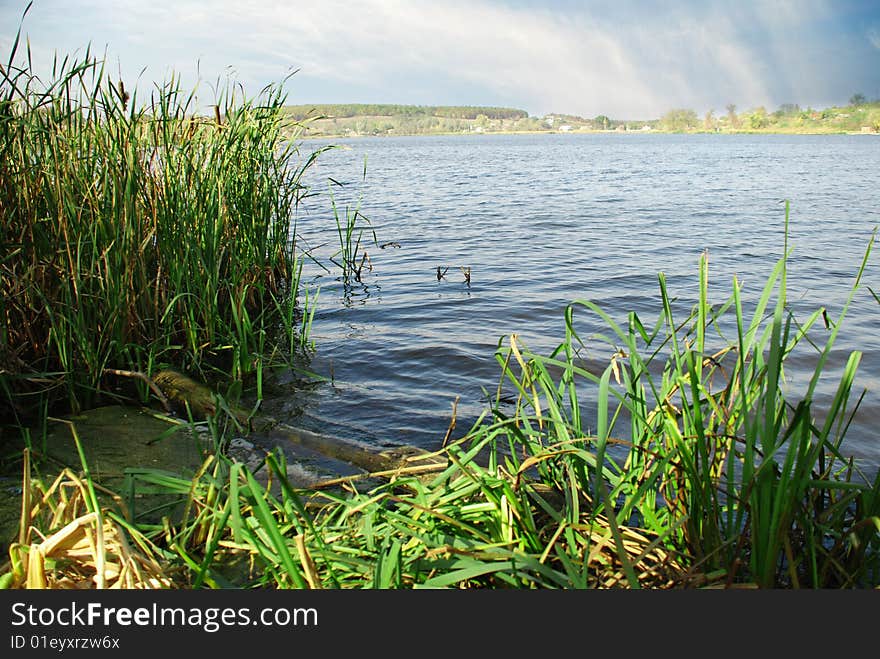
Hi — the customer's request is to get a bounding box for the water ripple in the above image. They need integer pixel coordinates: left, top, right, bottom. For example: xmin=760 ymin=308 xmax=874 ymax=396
xmin=292 ymin=133 xmax=880 ymax=469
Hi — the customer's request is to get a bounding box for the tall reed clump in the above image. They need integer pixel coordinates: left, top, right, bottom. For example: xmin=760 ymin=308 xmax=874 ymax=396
xmin=481 ymin=207 xmax=880 ymax=587
xmin=0 ymin=28 xmax=326 ymax=423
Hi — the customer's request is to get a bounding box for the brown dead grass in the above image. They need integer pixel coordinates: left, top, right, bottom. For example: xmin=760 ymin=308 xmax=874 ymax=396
xmin=3 ymin=450 xmax=178 ymax=589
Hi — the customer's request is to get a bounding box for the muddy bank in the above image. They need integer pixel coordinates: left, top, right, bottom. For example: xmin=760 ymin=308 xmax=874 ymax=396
xmin=1 ymin=406 xmax=201 ymax=551
xmin=0 ymin=405 xmax=325 ymax=552
xmin=1 ymin=398 xmax=447 ymax=553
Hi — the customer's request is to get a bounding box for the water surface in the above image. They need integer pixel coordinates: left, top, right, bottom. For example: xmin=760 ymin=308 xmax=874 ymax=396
xmin=276 ymin=133 xmax=880 ymax=472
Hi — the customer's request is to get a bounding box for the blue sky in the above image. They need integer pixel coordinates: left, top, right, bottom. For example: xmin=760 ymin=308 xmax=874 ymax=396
xmin=2 ymin=0 xmax=879 ymax=118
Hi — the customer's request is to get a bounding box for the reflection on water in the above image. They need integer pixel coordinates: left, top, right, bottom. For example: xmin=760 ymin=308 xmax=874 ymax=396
xmin=282 ymin=133 xmax=880 ymax=472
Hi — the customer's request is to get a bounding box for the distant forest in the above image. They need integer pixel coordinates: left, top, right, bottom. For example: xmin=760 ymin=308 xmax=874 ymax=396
xmin=282 ymin=104 xmax=544 ymax=137
xmin=284 ymin=104 xmax=529 ymax=121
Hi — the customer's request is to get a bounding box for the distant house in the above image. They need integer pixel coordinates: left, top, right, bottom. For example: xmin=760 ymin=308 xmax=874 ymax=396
xmin=559 ymin=125 xmax=573 ymax=132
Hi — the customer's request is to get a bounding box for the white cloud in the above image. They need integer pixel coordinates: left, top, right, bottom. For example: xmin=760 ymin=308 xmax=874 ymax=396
xmin=169 ymin=0 xmax=768 ymax=117
xmin=869 ymin=28 xmax=880 ymax=50
xmin=1 ymin=0 xmax=872 ymax=117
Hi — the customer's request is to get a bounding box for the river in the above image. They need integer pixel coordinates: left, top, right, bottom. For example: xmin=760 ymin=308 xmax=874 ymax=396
xmin=272 ymin=132 xmax=880 ymax=473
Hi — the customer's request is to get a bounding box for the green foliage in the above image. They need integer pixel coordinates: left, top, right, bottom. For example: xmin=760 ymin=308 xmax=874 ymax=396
xmin=284 ymin=99 xmax=880 ymax=138
xmin=476 ymin=207 xmax=879 ymax=587
xmin=0 ymin=33 xmax=325 ymax=421
xmin=547 ymin=112 xmax=590 ymax=124
xmin=282 ymin=104 xmax=533 ymax=137
xmin=747 ymin=106 xmax=769 ymax=128
xmin=506 ymin=116 xmax=546 ymax=131
xmin=594 ymin=114 xmax=611 ymax=130
xmin=725 ymin=103 xmax=740 ymax=128
xmin=661 ymin=108 xmax=699 ymax=131
xmin=327 ymin=167 xmax=377 ymax=286
xmin=703 ymin=109 xmax=716 ymax=131
xmin=775 ymin=103 xmax=801 ymax=117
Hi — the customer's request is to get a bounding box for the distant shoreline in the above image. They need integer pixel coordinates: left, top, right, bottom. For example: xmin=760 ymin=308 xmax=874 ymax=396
xmin=299 ymin=128 xmax=880 ymax=140
xmin=286 ymin=101 xmax=880 ymax=139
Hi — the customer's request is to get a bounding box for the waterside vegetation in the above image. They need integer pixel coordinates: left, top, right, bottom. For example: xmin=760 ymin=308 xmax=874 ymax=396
xmin=0 ymin=31 xmax=329 ymax=426
xmin=288 ymin=99 xmax=880 ymax=138
xmin=5 ymin=198 xmax=880 ymax=588
xmin=2 ymin=32 xmax=879 ymax=589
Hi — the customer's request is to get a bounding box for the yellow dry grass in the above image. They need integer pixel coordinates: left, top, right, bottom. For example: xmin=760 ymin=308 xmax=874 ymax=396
xmin=3 ymin=450 xmax=177 ymax=589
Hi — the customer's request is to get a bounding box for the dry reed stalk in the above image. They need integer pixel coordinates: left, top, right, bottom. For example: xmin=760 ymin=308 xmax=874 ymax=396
xmin=294 ymin=534 xmax=321 ymax=589
xmin=6 ymin=465 xmax=176 ymax=589
xmin=577 ymin=518 xmax=688 ymax=589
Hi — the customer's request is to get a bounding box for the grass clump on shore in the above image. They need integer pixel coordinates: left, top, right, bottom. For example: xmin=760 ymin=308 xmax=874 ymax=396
xmin=479 ymin=217 xmax=880 ymax=588
xmin=0 ymin=26 xmax=327 ymax=425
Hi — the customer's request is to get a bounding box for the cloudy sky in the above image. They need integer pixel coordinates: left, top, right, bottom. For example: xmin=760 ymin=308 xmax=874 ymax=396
xmin=2 ymin=0 xmax=879 ymax=119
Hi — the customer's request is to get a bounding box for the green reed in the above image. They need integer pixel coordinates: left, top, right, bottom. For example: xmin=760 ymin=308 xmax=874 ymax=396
xmin=480 ymin=206 xmax=879 ymax=587
xmin=327 ymin=158 xmax=377 ymax=285
xmin=0 ymin=31 xmax=323 ymax=422
xmin=13 ymin=232 xmax=878 ymax=589
xmin=86 ymin=386 xmax=689 ymax=589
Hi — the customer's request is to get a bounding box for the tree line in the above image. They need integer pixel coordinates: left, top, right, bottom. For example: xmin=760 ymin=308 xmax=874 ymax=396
xmin=284 ymin=104 xmax=529 ymax=121
xmin=660 ymin=94 xmax=880 ymax=133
